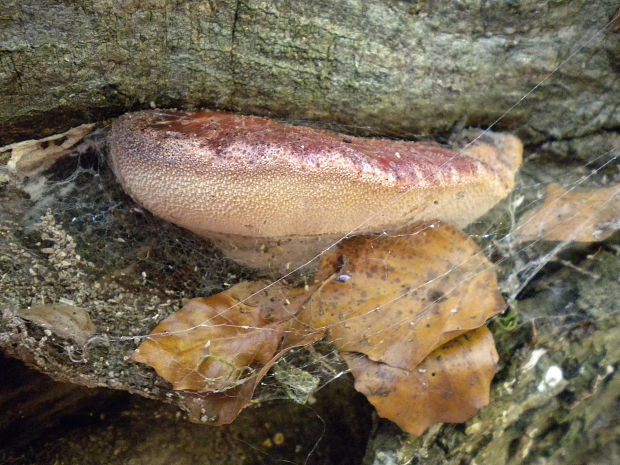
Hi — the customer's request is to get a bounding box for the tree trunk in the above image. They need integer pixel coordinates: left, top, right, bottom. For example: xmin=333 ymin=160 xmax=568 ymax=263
xmin=1 ymin=1 xmax=619 ymax=144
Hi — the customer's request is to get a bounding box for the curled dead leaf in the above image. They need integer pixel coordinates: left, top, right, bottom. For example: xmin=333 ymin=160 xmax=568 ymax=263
xmin=133 ymin=288 xmax=285 ymax=392
xmin=132 ymin=281 xmax=322 ymax=424
xmin=297 ymin=221 xmax=504 ymax=435
xmin=176 ymin=325 xmax=323 ymax=425
xmin=344 ymin=327 xmax=498 ymax=436
xmin=515 ymin=183 xmax=620 ymax=243
xmin=18 ymin=303 xmax=95 ymax=346
xmin=2 ymin=124 xmax=94 ymax=176
xmin=301 ymin=221 xmax=505 ymax=370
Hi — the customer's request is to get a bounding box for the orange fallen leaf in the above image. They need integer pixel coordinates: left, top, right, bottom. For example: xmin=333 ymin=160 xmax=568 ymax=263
xmin=134 ymin=221 xmax=504 ymax=433
xmin=133 ymin=281 xmax=322 ymax=425
xmin=176 ymin=325 xmax=322 ymax=425
xmin=301 ymin=221 xmax=505 ymax=370
xmin=344 ymin=327 xmax=498 ymax=436
xmin=298 ymin=221 xmax=504 ymax=434
xmin=515 ymin=183 xmax=620 ymax=243
xmin=133 ymin=291 xmax=283 ymax=392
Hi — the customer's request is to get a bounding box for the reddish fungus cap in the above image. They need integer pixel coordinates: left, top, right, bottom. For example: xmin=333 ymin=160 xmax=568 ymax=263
xmin=109 ymin=110 xmax=521 ymax=270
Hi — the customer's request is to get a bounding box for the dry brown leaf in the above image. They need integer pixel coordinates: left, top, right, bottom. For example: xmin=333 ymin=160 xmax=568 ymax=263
xmin=133 ymin=284 xmax=285 ymax=392
xmin=176 ymin=379 xmax=260 ymax=425
xmin=301 ymin=221 xmax=505 ymax=370
xmin=344 ymin=327 xmax=498 ymax=436
xmin=515 ymin=183 xmax=620 ymax=243
xmin=177 ymin=325 xmax=323 ymax=425
xmin=133 ymin=281 xmax=322 ymax=425
xmin=135 ymin=221 xmax=504 ymax=431
xmin=296 ymin=221 xmax=504 ymax=435
xmin=18 ymin=303 xmax=95 ymax=346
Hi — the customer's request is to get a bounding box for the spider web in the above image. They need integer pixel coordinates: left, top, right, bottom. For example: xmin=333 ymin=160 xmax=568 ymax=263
xmin=1 ymin=7 xmax=619 ymax=465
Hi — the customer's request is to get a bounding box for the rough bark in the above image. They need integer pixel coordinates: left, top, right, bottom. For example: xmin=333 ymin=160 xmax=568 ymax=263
xmin=1 ymin=0 xmax=619 ymax=145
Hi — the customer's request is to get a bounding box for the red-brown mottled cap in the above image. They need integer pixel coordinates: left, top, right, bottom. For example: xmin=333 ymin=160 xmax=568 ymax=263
xmin=109 ymin=110 xmax=521 ymax=270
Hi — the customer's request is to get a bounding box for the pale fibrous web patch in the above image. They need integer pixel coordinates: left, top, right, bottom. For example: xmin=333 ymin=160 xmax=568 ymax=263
xmin=3 ymin=7 xmax=619 ymax=461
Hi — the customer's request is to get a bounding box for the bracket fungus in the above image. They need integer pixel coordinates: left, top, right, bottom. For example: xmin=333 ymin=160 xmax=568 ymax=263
xmin=109 ymin=110 xmax=522 ymax=271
